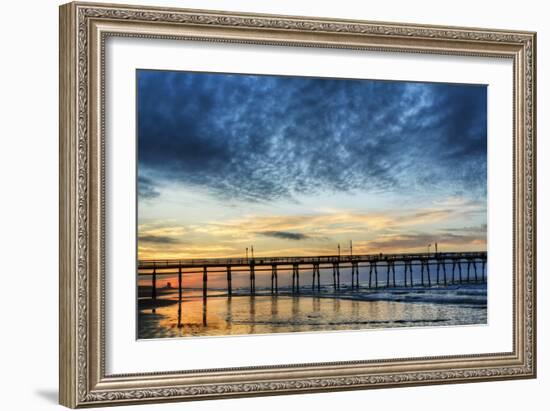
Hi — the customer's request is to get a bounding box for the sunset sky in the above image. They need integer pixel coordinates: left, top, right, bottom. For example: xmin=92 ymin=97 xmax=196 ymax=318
xmin=137 ymin=70 xmax=487 ymax=261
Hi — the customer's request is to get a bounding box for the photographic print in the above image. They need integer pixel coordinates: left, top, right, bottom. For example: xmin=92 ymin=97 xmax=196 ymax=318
xmin=136 ymin=70 xmax=488 ymax=339
xmin=60 ymin=4 xmax=536 ymax=405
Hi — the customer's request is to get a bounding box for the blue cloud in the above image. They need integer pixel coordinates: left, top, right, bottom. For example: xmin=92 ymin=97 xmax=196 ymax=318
xmin=137 ymin=70 xmax=487 ymax=202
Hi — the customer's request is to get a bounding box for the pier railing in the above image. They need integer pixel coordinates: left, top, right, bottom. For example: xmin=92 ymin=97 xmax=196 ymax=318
xmin=138 ymin=251 xmax=487 ymax=269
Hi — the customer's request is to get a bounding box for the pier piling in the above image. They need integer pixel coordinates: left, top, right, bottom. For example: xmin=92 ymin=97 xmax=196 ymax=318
xmin=226 ymin=266 xmax=232 ymax=297
xmin=316 ymin=264 xmax=321 ymax=292
xmin=271 ymin=264 xmax=278 ymax=294
xmin=351 ymin=262 xmax=359 ymax=289
xmin=178 ymin=266 xmax=182 ymax=302
xmin=250 ymin=263 xmax=256 ymax=295
xmin=426 ymin=261 xmax=431 ymax=286
xmin=152 ymin=268 xmax=157 ymax=313
xmin=202 ymin=266 xmax=208 ymax=301
xmin=292 ymin=264 xmax=300 ymax=294
xmin=452 ymin=261 xmax=456 ymax=284
xmin=368 ymin=263 xmax=373 ymax=288
xmin=312 ymin=263 xmax=321 ymax=292
xmin=421 ymin=261 xmax=425 ymax=286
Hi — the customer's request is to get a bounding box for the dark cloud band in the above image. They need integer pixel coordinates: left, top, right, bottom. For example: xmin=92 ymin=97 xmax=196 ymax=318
xmin=138 ymin=235 xmax=180 ymax=245
xmin=258 ymin=231 xmax=310 ymax=241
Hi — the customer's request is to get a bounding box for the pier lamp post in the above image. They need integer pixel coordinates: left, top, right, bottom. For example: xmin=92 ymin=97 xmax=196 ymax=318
xmin=428 ymin=244 xmax=431 ymax=255
xmin=246 ymin=247 xmax=248 ymax=260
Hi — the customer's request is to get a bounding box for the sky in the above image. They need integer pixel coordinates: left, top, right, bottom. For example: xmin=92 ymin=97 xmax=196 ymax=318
xmin=137 ymin=69 xmax=487 ymax=263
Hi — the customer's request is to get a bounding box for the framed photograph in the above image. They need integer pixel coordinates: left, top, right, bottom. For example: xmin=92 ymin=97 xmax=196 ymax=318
xmin=59 ymin=2 xmax=536 ymax=407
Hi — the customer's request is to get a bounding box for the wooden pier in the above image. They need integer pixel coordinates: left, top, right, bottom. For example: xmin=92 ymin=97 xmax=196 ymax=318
xmin=139 ymin=251 xmax=487 ymax=310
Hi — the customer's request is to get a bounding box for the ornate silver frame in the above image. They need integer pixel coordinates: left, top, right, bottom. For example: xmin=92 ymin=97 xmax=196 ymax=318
xmin=59 ymin=2 xmax=536 ymax=408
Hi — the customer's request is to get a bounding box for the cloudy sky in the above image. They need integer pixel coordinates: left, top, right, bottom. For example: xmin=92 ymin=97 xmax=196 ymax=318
xmin=137 ymin=69 xmax=487 ymax=261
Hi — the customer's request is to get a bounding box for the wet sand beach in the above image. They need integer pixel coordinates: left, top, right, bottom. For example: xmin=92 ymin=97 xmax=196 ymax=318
xmin=138 ymin=284 xmax=487 ymax=339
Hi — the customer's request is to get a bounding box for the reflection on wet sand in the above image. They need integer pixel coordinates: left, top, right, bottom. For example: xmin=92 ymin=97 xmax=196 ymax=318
xmin=138 ymin=289 xmax=487 ymax=339
xmin=225 ymin=297 xmax=233 ymax=333
xmin=177 ymin=300 xmax=182 ymax=328
xmin=250 ymin=296 xmax=256 ymax=334
xmin=270 ymin=296 xmax=278 ymax=332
